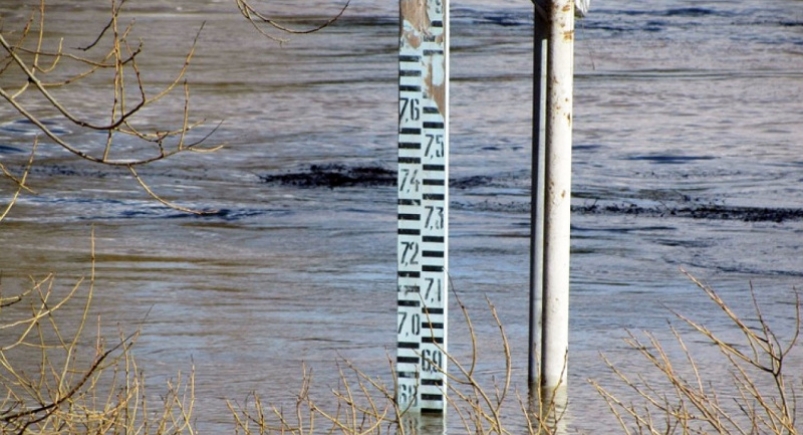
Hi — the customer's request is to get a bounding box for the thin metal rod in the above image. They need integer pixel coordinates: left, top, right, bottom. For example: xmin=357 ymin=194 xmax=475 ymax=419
xmin=528 ymin=11 xmax=548 ymax=387
xmin=541 ymin=0 xmax=574 ymax=392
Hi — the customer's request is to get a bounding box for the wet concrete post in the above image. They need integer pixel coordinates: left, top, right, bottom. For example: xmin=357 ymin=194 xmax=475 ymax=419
xmin=397 ymin=0 xmax=449 ymax=415
xmin=529 ymin=0 xmax=548 ymax=387
xmin=541 ymin=0 xmax=575 ymax=394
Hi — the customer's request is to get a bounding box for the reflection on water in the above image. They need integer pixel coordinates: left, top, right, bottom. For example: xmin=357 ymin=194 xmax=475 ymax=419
xmin=402 ymin=413 xmax=446 ymax=435
xmin=2 ymin=0 xmax=803 ymax=432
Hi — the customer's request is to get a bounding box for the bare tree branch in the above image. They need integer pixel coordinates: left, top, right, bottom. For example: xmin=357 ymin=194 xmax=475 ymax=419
xmin=235 ymin=0 xmax=350 ymax=43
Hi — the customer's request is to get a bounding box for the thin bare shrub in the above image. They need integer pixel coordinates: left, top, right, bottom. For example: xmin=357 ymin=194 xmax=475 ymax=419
xmin=227 ymin=287 xmax=567 ymax=435
xmin=591 ymin=271 xmax=801 ymax=434
xmin=0 ymin=0 xmax=221 ymax=214
xmin=444 ymin=290 xmax=565 ymax=435
xmin=0 ymin=0 xmax=347 ymax=218
xmin=0 ymin=235 xmax=196 ymax=434
xmin=227 ymin=362 xmax=398 ymax=435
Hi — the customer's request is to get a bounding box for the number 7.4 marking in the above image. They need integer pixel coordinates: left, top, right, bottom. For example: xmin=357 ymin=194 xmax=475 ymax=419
xmin=400 ymin=169 xmax=419 ymax=193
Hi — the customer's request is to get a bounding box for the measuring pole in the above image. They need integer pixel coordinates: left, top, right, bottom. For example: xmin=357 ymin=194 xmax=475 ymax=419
xmin=541 ymin=0 xmax=575 ymax=393
xmin=397 ymin=0 xmax=449 ymax=414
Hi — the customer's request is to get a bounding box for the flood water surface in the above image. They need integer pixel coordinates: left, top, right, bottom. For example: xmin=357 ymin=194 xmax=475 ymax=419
xmin=2 ymin=0 xmax=803 ymax=432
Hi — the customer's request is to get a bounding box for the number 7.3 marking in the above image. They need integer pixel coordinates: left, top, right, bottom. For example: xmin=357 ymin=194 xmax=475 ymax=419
xmin=425 ymin=206 xmax=444 ymax=230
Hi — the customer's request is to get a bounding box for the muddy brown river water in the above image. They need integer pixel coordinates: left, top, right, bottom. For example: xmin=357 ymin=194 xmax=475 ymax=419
xmin=2 ymin=0 xmax=803 ymax=432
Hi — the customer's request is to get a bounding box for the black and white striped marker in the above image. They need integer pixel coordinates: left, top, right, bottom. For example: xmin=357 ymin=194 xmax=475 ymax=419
xmin=397 ymin=0 xmax=448 ymax=414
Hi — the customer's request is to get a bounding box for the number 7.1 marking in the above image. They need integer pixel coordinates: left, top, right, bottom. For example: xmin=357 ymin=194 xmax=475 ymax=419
xmin=424 ymin=277 xmax=442 ymax=303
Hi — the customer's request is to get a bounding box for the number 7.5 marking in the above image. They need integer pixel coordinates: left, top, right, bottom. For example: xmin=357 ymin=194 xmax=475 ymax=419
xmin=425 ymin=134 xmax=444 ymax=159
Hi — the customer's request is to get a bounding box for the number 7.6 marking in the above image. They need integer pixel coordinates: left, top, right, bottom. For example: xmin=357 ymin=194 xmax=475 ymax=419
xmin=400 ymin=97 xmax=420 ymax=122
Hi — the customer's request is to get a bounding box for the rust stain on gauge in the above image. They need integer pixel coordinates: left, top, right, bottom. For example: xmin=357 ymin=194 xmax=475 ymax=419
xmin=425 ymin=53 xmax=447 ymax=118
xmin=400 ymin=0 xmax=429 ymax=49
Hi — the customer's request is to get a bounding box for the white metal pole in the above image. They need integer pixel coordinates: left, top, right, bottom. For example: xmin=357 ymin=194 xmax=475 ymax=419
xmin=541 ymin=0 xmax=574 ymax=392
xmin=528 ymin=3 xmax=548 ymax=387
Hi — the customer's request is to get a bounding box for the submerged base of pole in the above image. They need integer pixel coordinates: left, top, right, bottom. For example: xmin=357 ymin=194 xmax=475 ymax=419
xmin=528 ymin=383 xmax=569 ymax=433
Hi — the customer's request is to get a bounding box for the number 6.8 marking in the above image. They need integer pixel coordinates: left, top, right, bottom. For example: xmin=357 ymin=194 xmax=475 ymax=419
xmin=398 ymin=383 xmax=418 ymax=408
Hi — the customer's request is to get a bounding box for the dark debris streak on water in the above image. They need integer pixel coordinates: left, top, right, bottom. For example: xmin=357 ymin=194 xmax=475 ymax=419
xmin=574 ymin=202 xmax=803 ymax=223
xmin=257 ymin=164 xmax=803 ymax=223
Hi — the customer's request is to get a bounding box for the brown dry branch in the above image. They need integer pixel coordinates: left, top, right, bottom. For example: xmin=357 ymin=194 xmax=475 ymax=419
xmin=0 ymin=137 xmax=37 ymax=223
xmin=0 ymin=1 xmax=210 ymax=163
xmin=591 ymin=271 xmax=801 ymax=435
xmin=235 ymin=0 xmax=350 ymax=43
xmin=0 ymin=0 xmax=220 ymax=214
xmin=227 ymin=361 xmax=398 ymax=435
xmin=0 ymin=232 xmax=196 ymax=434
xmin=442 ymin=288 xmax=565 ymax=435
xmin=227 ymin=286 xmax=567 ymax=435
xmin=1 ymin=0 xmax=348 ymax=217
